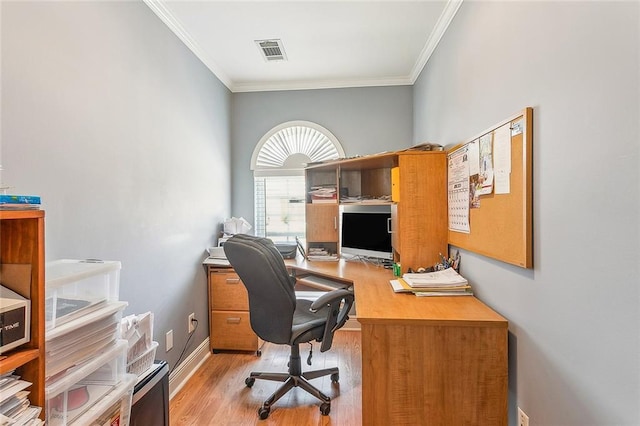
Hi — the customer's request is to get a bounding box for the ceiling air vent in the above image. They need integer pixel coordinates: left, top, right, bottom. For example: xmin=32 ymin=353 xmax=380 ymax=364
xmin=255 ymin=39 xmax=287 ymax=62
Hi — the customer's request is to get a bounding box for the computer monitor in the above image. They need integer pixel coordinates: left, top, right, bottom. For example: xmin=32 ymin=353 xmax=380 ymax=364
xmin=340 ymin=205 xmax=393 ymax=261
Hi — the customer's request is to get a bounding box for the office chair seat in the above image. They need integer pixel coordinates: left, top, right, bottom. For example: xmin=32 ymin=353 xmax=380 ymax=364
xmin=291 ymin=299 xmax=327 ymax=343
xmin=224 ymin=235 xmax=354 ymax=420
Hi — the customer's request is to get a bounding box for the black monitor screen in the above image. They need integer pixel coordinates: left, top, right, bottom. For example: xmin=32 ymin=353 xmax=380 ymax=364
xmin=341 ymin=211 xmax=392 ymax=259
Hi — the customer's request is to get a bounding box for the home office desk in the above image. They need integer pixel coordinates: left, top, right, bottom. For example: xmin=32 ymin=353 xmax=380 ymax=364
xmin=287 ymin=258 xmax=508 ymax=426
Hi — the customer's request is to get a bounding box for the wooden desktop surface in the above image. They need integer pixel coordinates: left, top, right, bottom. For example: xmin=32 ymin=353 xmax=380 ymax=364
xmin=287 ymin=258 xmax=508 ymax=425
xmin=288 ymin=258 xmax=506 ymax=324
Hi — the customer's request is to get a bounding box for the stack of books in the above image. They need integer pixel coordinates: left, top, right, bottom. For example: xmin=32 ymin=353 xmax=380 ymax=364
xmin=0 ymin=195 xmax=41 ymax=210
xmin=308 ymin=186 xmax=337 ymax=203
xmin=390 ymin=268 xmax=472 ymax=296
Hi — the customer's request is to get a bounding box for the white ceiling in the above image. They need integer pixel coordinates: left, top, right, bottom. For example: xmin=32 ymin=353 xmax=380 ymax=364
xmin=144 ymin=1 xmax=462 ymax=93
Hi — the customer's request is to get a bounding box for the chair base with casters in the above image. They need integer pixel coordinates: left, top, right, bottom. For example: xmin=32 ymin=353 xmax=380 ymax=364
xmin=244 ymin=344 xmax=338 ymax=419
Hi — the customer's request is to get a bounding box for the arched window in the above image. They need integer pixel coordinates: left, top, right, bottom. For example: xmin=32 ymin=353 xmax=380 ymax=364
xmin=252 ymin=121 xmax=344 ymax=240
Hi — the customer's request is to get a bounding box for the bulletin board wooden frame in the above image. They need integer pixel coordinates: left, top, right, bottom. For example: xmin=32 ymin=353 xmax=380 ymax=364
xmin=447 ymin=107 xmax=533 ymax=268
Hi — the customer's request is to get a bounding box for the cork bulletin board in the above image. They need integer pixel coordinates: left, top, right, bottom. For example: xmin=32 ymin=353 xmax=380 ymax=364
xmin=447 ymin=107 xmax=533 ymax=268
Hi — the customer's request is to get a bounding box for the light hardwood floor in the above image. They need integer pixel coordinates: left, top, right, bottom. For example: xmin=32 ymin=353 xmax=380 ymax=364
xmin=169 ymin=331 xmax=362 ymax=426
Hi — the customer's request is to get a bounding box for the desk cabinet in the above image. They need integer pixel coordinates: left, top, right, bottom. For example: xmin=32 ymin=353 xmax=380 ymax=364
xmin=391 ymin=152 xmax=447 ymax=272
xmin=305 ymin=204 xmax=338 ymax=242
xmin=354 ymin=268 xmax=508 ymax=426
xmin=207 ymin=267 xmax=260 ymax=353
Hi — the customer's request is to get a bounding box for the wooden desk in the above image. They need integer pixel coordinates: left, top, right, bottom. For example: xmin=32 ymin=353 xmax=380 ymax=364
xmin=287 ymin=258 xmax=508 ymax=426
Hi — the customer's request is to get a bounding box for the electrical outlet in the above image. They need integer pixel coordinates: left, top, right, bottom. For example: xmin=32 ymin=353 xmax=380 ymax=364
xmin=166 ymin=330 xmax=173 ymax=352
xmin=518 ymin=407 xmax=529 ymax=426
xmin=188 ymin=313 xmax=196 ymax=333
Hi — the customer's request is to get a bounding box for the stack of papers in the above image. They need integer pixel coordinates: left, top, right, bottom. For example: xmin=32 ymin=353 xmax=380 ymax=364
xmin=203 ymin=246 xmax=231 ymax=267
xmin=307 ymin=247 xmax=338 ymax=261
xmin=403 ymin=268 xmax=468 ymax=287
xmin=46 ymin=313 xmax=121 ymax=379
xmin=390 ymin=268 xmax=472 ymax=296
xmin=309 ymin=186 xmax=337 ymax=203
xmin=0 ymin=371 xmax=43 ymax=425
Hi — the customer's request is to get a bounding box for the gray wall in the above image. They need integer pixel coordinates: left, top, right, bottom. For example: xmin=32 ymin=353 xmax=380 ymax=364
xmin=1 ymin=1 xmax=231 ymax=370
xmin=414 ymin=2 xmax=639 ymax=425
xmin=230 ymin=86 xmax=413 ymax=224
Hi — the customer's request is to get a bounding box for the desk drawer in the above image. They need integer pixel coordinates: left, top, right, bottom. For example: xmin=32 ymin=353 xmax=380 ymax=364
xmin=209 ymin=271 xmax=249 ymax=311
xmin=210 ymin=311 xmax=257 ymax=351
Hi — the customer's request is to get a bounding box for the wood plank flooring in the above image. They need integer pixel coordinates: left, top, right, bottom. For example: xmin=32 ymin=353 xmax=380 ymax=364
xmin=169 ymin=331 xmax=362 ymax=426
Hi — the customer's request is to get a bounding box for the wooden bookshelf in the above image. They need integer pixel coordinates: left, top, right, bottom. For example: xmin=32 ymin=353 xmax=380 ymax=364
xmin=0 ymin=210 xmax=45 ymax=416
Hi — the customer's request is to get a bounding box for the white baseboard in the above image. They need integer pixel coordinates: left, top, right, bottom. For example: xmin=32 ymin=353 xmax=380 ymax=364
xmin=168 ymin=338 xmax=211 ymax=400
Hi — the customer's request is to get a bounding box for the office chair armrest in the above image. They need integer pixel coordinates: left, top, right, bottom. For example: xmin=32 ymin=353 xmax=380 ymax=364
xmin=309 ymin=289 xmax=353 ymax=312
xmin=309 ymin=289 xmax=355 ymax=353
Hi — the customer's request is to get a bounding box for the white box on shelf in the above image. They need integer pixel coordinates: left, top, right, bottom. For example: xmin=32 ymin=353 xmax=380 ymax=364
xmin=45 ymin=259 xmax=121 ymax=331
xmin=45 ymin=339 xmax=128 ymax=426
xmin=0 ymin=285 xmax=30 ymax=353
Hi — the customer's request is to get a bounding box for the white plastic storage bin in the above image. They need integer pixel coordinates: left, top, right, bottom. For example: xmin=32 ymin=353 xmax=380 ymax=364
xmin=73 ymin=373 xmax=137 ymax=426
xmin=46 ymin=303 xmax=128 ymax=380
xmin=45 ymin=340 xmax=128 ymax=426
xmin=46 ymin=259 xmax=121 ymax=331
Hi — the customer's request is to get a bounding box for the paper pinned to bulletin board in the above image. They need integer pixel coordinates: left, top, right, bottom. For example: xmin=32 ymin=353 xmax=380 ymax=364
xmin=447 ymin=107 xmax=533 ymax=268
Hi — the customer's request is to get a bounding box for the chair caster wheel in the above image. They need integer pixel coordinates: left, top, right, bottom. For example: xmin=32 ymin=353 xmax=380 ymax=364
xmin=258 ymin=406 xmax=270 ymax=419
xmin=320 ymin=402 xmax=331 ymax=416
xmin=256 ymin=350 xmax=262 ymax=357
xmin=330 ymin=373 xmax=339 ymax=383
xmin=245 ymin=377 xmax=255 ymax=388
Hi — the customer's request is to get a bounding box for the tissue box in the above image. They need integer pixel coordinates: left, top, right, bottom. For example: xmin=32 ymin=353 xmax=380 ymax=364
xmin=223 ymin=217 xmax=252 ymax=235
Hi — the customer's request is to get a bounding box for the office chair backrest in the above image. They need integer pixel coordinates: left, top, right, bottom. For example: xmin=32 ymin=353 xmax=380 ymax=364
xmin=223 ymin=234 xmax=296 ymax=344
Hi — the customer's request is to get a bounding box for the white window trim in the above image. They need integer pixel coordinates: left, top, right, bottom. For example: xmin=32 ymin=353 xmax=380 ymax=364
xmin=251 ymin=120 xmax=345 ymax=176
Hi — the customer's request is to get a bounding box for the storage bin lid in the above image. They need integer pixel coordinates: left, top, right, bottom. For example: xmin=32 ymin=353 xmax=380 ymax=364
xmin=46 ymin=259 xmax=121 ymax=287
xmin=45 ymin=339 xmax=128 ymax=396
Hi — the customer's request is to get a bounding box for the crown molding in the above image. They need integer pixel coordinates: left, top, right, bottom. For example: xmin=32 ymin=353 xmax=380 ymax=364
xmin=232 ymin=76 xmax=413 ymax=93
xmin=143 ymin=0 xmax=233 ymax=90
xmin=409 ymin=0 xmax=463 ymax=83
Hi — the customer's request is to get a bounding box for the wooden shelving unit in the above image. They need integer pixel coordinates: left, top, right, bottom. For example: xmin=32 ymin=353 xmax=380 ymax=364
xmin=305 ymin=150 xmax=447 ymax=272
xmin=0 ymin=210 xmax=45 ymax=416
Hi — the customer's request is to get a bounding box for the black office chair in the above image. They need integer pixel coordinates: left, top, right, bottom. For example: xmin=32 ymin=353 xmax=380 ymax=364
xmin=223 ymin=234 xmax=354 ymax=420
